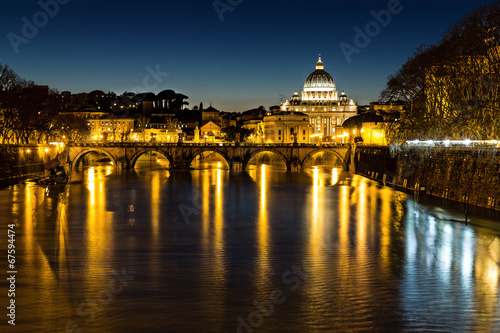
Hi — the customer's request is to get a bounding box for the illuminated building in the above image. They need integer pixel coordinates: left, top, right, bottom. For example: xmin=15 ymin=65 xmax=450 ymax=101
xmin=200 ymin=121 xmax=221 ymax=143
xmin=343 ymin=112 xmax=388 ymax=145
xmin=88 ymin=117 xmax=135 ymax=142
xmin=261 ymin=112 xmax=310 ymax=144
xmin=143 ymin=128 xmax=181 ymax=143
xmin=202 ymin=105 xmax=221 ymax=126
xmin=369 ymin=101 xmax=406 ymax=113
xmin=281 ymin=56 xmax=357 ymax=142
xmin=359 ymin=122 xmax=387 ymax=145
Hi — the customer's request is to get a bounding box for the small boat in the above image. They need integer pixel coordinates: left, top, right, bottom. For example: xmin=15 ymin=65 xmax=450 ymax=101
xmin=44 ymin=158 xmax=68 ymax=185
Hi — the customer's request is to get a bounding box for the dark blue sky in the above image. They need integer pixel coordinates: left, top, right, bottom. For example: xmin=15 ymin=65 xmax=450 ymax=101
xmin=0 ymin=0 xmax=494 ymax=111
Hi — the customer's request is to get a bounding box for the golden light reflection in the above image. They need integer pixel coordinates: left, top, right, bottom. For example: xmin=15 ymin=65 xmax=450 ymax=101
xmin=31 ymin=192 xmax=61 ymax=326
xmin=85 ymin=166 xmax=114 ymax=293
xmin=11 ymin=185 xmax=20 ymax=218
xmin=215 ymin=168 xmax=224 ymax=255
xmin=331 ymin=168 xmax=339 ymax=186
xmin=473 ymin=235 xmax=500 ymax=330
xmin=202 ymin=170 xmax=210 ymax=240
xmin=24 ymin=184 xmax=34 ymax=262
xmin=194 ymin=166 xmax=227 ymax=329
xmin=357 ymin=178 xmax=368 ymax=253
xmin=56 ymin=188 xmax=70 ymax=280
xmin=88 ymin=167 xmax=95 ymax=206
xmin=312 ymin=167 xmax=319 ymax=227
xmin=303 ymin=164 xmax=329 ymax=327
xmin=339 ymin=186 xmax=349 ymax=250
xmin=151 ymin=172 xmax=160 ymax=246
xmin=379 ymin=188 xmax=392 ymax=275
xmin=256 ymin=164 xmax=271 ymax=294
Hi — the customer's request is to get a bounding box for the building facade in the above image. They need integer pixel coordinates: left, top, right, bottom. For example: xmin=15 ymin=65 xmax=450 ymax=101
xmin=88 ymin=117 xmax=135 ymax=142
xmin=261 ymin=112 xmax=310 ymax=144
xmin=200 ymin=121 xmax=221 ymax=143
xmin=281 ymin=57 xmax=357 ymax=142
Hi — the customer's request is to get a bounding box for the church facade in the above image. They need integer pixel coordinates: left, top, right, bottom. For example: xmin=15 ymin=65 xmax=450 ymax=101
xmin=281 ymin=57 xmax=357 ymax=142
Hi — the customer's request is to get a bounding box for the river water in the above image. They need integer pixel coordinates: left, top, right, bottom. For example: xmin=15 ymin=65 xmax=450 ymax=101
xmin=0 ymin=163 xmax=499 ymax=332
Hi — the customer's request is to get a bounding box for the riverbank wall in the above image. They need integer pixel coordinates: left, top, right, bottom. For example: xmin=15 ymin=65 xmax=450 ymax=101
xmin=353 ymin=144 xmax=500 ymax=211
xmin=0 ymin=145 xmax=68 ymax=182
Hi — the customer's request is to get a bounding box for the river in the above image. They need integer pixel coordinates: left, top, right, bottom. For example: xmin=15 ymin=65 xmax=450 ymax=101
xmin=0 ymin=162 xmax=499 ymax=332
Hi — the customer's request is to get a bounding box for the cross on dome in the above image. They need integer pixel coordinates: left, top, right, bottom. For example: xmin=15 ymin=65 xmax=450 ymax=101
xmin=316 ymin=55 xmax=324 ymax=70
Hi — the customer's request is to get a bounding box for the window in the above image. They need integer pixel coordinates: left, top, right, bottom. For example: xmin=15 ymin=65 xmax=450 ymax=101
xmin=278 ymin=130 xmax=282 ymax=135
xmin=303 ymin=130 xmax=306 ymax=135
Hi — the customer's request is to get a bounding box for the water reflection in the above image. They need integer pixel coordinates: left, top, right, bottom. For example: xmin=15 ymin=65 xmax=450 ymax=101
xmin=256 ymin=165 xmax=271 ymax=296
xmin=191 ymin=167 xmax=228 ymax=331
xmin=403 ymin=198 xmax=500 ymax=331
xmin=303 ymin=166 xmax=330 ymax=328
xmin=1 ymin=166 xmax=500 ymax=332
xmin=191 ymin=152 xmax=229 ymax=170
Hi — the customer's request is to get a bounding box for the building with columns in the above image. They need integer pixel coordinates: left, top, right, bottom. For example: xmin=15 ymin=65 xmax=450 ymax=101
xmin=261 ymin=112 xmax=310 ymax=144
xmin=281 ymin=56 xmax=357 ymax=142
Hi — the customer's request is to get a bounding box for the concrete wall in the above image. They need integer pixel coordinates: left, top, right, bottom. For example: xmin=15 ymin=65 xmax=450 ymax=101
xmin=354 ymin=145 xmax=500 ymax=211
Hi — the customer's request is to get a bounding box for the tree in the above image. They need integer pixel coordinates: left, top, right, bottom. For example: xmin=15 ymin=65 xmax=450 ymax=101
xmin=156 ymin=89 xmax=176 ymax=110
xmin=136 ymin=115 xmax=150 ymax=141
xmin=381 ymin=1 xmax=500 ymax=142
xmin=56 ymin=114 xmax=90 ymax=143
xmin=171 ymin=93 xmax=189 ymax=110
xmin=223 ymin=126 xmax=254 ymax=142
xmin=0 ymin=64 xmax=33 ymax=143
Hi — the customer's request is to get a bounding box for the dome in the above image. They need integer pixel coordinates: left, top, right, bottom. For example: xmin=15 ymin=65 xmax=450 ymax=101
xmin=339 ymin=90 xmax=349 ymax=105
xmin=304 ymin=57 xmax=335 ymax=89
xmin=290 ymin=90 xmax=302 ymax=105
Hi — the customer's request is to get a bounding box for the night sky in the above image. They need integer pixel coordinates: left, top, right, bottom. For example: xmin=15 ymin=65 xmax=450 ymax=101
xmin=0 ymin=0 xmax=494 ymax=111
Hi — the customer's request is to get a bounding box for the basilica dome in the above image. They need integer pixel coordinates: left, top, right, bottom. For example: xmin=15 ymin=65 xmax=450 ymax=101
xmin=304 ymin=57 xmax=336 ymax=90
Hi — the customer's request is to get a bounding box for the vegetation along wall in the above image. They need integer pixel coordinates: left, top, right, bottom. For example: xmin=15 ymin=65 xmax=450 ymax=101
xmin=354 ymin=145 xmax=500 ymax=211
xmin=0 ymin=145 xmax=67 ymax=181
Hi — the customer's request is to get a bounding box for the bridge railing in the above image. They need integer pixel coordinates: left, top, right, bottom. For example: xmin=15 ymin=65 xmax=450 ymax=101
xmin=69 ymin=142 xmax=351 ymax=149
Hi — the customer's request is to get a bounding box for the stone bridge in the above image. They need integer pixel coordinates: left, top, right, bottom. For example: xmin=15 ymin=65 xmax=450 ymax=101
xmin=67 ymin=143 xmax=352 ymax=171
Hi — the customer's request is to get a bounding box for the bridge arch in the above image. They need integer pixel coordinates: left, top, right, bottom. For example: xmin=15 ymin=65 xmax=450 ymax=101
xmin=301 ymin=148 xmax=346 ymax=171
xmin=129 ymin=149 xmax=173 ymax=169
xmin=189 ymin=149 xmax=231 ymax=169
xmin=72 ymin=148 xmax=117 ymax=168
xmin=244 ymin=148 xmax=289 ymax=170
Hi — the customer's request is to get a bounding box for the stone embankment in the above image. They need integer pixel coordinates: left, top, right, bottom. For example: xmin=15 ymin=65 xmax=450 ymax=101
xmin=0 ymin=145 xmax=67 ymax=181
xmin=353 ymin=144 xmax=500 ymax=211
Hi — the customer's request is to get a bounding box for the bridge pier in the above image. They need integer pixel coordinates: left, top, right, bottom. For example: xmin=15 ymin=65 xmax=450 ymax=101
xmin=289 ymin=159 xmax=302 ymax=172
xmin=231 ymin=161 xmax=243 ymax=172
xmin=170 ymin=160 xmax=193 ymax=170
xmin=117 ymin=161 xmax=128 ymax=170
